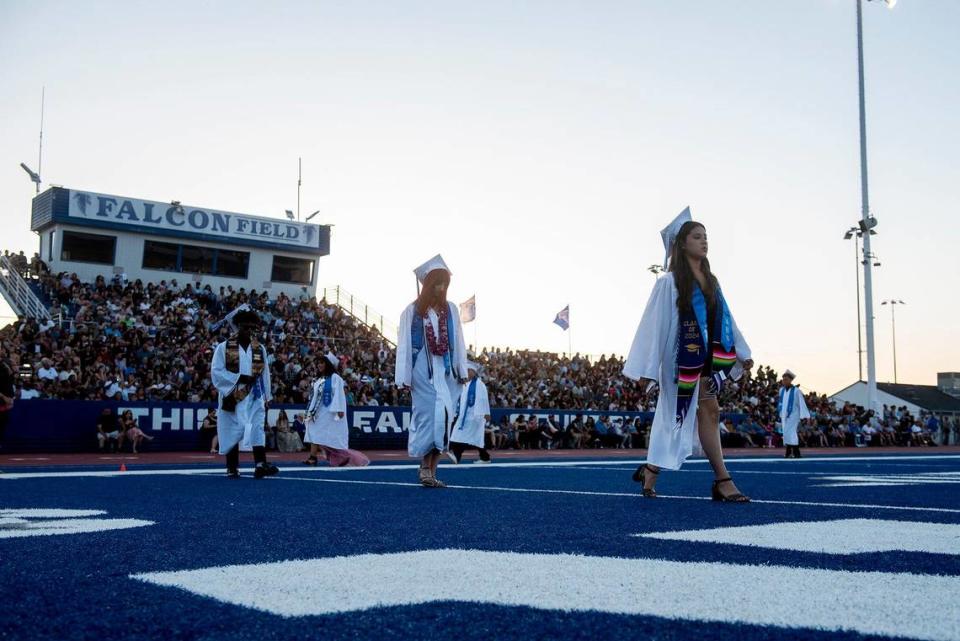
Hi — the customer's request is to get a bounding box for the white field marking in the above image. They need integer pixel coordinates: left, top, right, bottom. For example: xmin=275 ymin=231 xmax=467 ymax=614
xmin=0 ymin=508 xmax=106 ymax=518
xmin=635 ymin=519 xmax=960 ymax=555
xmin=280 ymin=477 xmax=960 ymax=514
xmin=3 ymin=454 xmax=959 ymax=480
xmin=8 ymin=457 xmax=51 ymax=461
xmin=547 ymin=466 xmax=848 ymax=476
xmin=131 ymin=548 xmax=960 ymax=640
xmin=0 ymin=508 xmax=153 ymax=539
xmin=815 ymin=472 xmax=960 ymax=488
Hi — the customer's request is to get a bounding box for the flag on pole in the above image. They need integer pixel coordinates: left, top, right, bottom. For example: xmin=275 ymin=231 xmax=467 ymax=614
xmin=553 ymin=305 xmax=569 ymax=331
xmin=460 ymin=295 xmax=476 ymax=323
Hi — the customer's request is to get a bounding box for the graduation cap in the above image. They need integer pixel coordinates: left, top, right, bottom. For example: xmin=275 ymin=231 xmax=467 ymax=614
xmin=783 ymin=369 xmax=797 ymax=380
xmin=413 ymin=254 xmax=451 ymax=294
xmin=660 ymin=207 xmax=693 ymax=270
xmin=211 ymin=303 xmax=254 ymax=331
xmin=232 ymin=308 xmax=261 ymax=327
xmin=325 ymin=351 xmax=340 ymax=368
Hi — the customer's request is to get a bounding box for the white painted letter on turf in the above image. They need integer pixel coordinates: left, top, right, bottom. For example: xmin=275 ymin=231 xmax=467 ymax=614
xmin=132 ymin=549 xmax=960 ymax=641
xmin=0 ymin=508 xmax=154 ymax=539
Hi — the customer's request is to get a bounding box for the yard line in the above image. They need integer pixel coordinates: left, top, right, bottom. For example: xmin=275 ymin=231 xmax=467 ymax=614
xmin=279 ymin=477 xmax=960 ymax=514
xmin=2 ymin=453 xmax=958 ymax=480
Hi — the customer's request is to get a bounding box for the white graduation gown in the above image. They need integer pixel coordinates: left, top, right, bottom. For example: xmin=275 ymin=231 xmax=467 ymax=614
xmin=211 ymin=340 xmax=272 ymax=454
xmin=304 ymin=373 xmax=349 ymax=450
xmin=451 ymin=378 xmax=491 ymax=449
xmin=395 ymin=301 xmax=468 ymax=457
xmin=779 ymin=386 xmax=811 ymax=446
xmin=623 ymin=273 xmax=752 ymax=470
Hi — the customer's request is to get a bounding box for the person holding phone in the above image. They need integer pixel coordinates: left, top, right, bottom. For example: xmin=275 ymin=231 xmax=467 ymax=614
xmin=210 ymin=306 xmax=278 ymax=479
xmin=623 ymin=209 xmax=754 ymax=502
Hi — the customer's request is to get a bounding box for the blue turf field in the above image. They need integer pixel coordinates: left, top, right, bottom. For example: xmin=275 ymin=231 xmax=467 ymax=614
xmin=2 ymin=453 xmax=959 ymax=641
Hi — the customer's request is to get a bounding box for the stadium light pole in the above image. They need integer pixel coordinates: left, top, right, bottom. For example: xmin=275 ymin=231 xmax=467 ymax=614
xmin=855 ymin=0 xmax=896 ymax=410
xmin=880 ymin=299 xmax=904 ymax=383
xmin=843 ymin=227 xmax=865 ymax=381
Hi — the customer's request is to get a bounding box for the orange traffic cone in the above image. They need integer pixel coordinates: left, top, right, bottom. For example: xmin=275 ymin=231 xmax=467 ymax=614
xmin=119 ymin=463 xmax=127 ymax=472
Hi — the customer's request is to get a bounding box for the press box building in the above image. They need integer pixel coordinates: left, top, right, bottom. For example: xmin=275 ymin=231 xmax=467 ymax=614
xmin=30 ymin=186 xmax=331 ymax=298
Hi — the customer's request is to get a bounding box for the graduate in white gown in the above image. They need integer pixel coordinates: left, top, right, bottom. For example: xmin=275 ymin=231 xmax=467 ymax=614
xmin=395 ymin=255 xmax=468 ymax=488
xmin=623 ymin=209 xmax=754 ymax=502
xmin=447 ymin=360 xmax=493 ymax=464
xmin=778 ymin=369 xmax=810 ymax=458
xmin=210 ymin=307 xmax=279 ymax=479
xmin=303 ymin=352 xmax=370 ymax=467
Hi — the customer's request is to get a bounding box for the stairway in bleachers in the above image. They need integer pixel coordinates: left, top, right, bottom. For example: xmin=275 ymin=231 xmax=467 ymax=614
xmin=0 ymin=255 xmax=52 ymax=321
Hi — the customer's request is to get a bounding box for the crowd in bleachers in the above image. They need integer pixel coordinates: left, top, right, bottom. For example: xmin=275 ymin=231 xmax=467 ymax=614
xmin=1 ymin=253 xmax=957 ymax=450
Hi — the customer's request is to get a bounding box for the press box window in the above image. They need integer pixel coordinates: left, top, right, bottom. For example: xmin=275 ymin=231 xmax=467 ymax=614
xmin=143 ymin=240 xmax=249 ymax=278
xmin=60 ymin=231 xmax=115 ymax=265
xmin=180 ymin=245 xmax=215 ymax=274
xmin=271 ymin=255 xmax=314 ymax=284
xmin=142 ymin=241 xmax=179 ymax=271
xmin=216 ymin=250 xmax=249 ymax=278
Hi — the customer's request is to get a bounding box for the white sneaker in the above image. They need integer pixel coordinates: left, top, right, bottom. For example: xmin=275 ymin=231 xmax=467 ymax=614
xmin=473 ymin=459 xmax=492 ymax=464
xmin=445 ymin=451 xmax=459 ymax=465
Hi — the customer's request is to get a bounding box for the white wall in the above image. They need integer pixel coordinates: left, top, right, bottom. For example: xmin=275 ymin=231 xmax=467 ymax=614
xmin=45 ymin=224 xmax=319 ymax=299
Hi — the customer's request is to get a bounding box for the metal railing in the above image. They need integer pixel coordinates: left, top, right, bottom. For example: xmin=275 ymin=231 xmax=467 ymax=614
xmin=0 ymin=255 xmax=51 ymax=321
xmin=320 ymin=285 xmax=398 ymax=346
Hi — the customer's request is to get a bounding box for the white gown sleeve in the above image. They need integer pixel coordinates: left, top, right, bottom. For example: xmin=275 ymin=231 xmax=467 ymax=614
xmin=797 ymin=390 xmax=811 ymax=420
xmin=476 ymin=379 xmax=491 ymax=418
xmin=211 ymin=341 xmax=239 ymax=396
xmin=623 ymin=274 xmax=674 ymax=381
xmin=730 ymin=307 xmax=752 ymax=362
xmin=394 ymin=304 xmax=414 ymax=387
xmin=330 ymin=373 xmax=348 ymax=414
xmin=449 ymin=301 xmax=469 ymax=379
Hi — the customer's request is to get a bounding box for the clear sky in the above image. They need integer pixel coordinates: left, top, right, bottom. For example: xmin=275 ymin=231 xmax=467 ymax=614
xmin=1 ymin=0 xmax=957 ymax=397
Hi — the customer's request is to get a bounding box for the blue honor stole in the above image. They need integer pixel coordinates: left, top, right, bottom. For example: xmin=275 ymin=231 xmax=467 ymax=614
xmin=456 ymin=378 xmax=479 ymax=432
xmin=322 ymin=375 xmax=334 ymax=407
xmin=673 ymin=283 xmax=737 ymax=429
xmin=411 ymin=302 xmax=458 ymax=379
xmin=778 ymin=386 xmax=796 ymax=419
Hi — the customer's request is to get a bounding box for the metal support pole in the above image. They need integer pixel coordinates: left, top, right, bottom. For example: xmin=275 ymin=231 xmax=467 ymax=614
xmin=856 ymin=0 xmax=879 ymax=410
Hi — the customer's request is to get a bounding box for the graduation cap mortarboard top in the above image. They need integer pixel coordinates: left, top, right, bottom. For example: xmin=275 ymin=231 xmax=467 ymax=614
xmin=660 ymin=207 xmax=693 ymax=271
xmin=325 ymin=352 xmax=340 ymax=368
xmin=783 ymin=369 xmax=797 ymax=380
xmin=466 ymin=359 xmax=481 ymax=374
xmin=413 ymin=254 xmax=451 ymax=294
xmin=211 ymin=303 xmax=254 ymax=331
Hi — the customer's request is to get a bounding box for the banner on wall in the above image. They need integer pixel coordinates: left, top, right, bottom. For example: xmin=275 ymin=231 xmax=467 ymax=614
xmin=2 ymin=400 xmax=744 ymax=454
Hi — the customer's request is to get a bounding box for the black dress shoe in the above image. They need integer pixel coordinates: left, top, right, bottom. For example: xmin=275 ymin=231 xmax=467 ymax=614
xmin=226 ymin=469 xmax=240 ymax=479
xmin=254 ymin=462 xmax=280 ymax=479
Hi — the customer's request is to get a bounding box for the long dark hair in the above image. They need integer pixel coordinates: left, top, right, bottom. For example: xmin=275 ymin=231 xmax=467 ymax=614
xmin=415 ymin=269 xmax=450 ymax=316
xmin=322 ymin=356 xmax=339 ymax=376
xmin=668 ymin=221 xmax=719 ymax=313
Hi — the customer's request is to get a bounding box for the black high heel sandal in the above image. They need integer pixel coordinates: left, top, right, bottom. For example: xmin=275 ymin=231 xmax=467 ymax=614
xmin=712 ymin=477 xmax=750 ymax=503
xmin=632 ymin=464 xmax=659 ymax=498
